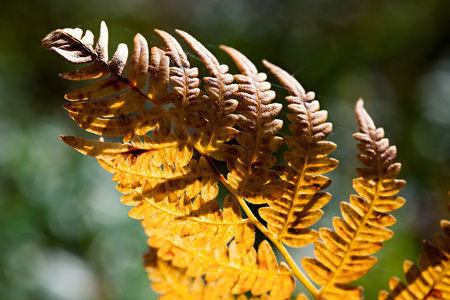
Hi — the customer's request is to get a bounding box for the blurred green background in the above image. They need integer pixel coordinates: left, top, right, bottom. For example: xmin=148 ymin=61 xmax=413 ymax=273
xmin=1 ymin=0 xmax=449 ymax=299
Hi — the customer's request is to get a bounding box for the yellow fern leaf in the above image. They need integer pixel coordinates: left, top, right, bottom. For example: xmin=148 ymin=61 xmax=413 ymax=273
xmin=61 ymin=130 xmax=208 ymax=209
xmin=259 ymin=60 xmax=338 ymax=248
xmin=137 ymin=191 xmax=294 ymax=298
xmin=145 ymin=249 xmax=276 ymax=300
xmin=145 ymin=238 xmax=295 ymax=300
xmin=145 ymin=249 xmax=219 ymax=300
xmin=135 ymin=194 xmax=250 ymax=250
xmin=379 ymin=209 xmax=450 ymax=300
xmin=302 ymin=99 xmax=406 ymax=299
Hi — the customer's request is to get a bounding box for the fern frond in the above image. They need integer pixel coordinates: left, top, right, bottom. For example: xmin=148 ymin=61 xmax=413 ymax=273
xmin=44 ymin=21 xmax=423 ymax=300
xmin=145 ymin=248 xmax=277 ymax=300
xmin=144 ymin=237 xmax=295 ymax=300
xmin=134 ymin=191 xmax=294 ymax=298
xmin=42 ymin=22 xmax=176 ymax=143
xmin=259 ymin=61 xmax=338 ymax=248
xmin=61 ymin=129 xmax=216 ymax=206
xmin=302 ymin=99 xmax=406 ymax=299
xmin=155 ymin=29 xmax=207 ymax=129
xmin=145 ymin=248 xmax=222 ymax=300
xmin=217 ymin=46 xmax=284 ymax=204
xmin=131 ymin=194 xmax=251 ymax=251
xmin=379 ymin=206 xmax=450 ymax=300
xmin=176 ymin=30 xmax=239 ymax=161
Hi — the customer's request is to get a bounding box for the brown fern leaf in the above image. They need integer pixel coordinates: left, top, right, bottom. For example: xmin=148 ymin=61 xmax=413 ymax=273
xmin=155 ymin=29 xmax=208 ymax=129
xmin=218 ymin=46 xmax=284 ymax=204
xmin=259 ymin=61 xmax=338 ymax=248
xmin=302 ymin=99 xmax=406 ymax=299
xmin=379 ymin=206 xmax=450 ymax=300
xmin=176 ymin=30 xmax=239 ymax=161
xmin=42 ymin=22 xmax=174 ymax=143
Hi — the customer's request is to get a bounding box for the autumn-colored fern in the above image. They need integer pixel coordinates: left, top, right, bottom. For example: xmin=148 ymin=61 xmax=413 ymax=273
xmin=42 ymin=22 xmax=449 ymax=300
xmin=379 ymin=204 xmax=450 ymax=300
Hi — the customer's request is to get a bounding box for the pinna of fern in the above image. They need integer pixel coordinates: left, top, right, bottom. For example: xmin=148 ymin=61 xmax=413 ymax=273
xmin=260 ymin=60 xmax=339 ymax=248
xmin=41 ymin=21 xmax=428 ymax=300
xmin=379 ymin=204 xmax=450 ymax=300
xmin=300 ymin=99 xmax=406 ymax=299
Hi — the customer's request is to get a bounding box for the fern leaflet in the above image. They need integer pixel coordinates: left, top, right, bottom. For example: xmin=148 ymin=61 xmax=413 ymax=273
xmin=302 ymin=99 xmax=406 ymax=299
xmin=379 ymin=205 xmax=450 ymax=300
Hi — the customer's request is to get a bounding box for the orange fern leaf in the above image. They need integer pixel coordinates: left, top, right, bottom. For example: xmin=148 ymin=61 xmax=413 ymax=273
xmin=135 ymin=194 xmax=252 ymax=252
xmin=379 ymin=206 xmax=450 ymax=300
xmin=145 ymin=237 xmax=295 ymax=300
xmin=43 ymin=21 xmax=427 ymax=300
xmin=302 ymin=98 xmax=406 ymax=299
xmin=136 ymin=192 xmax=294 ymax=298
xmin=61 ymin=129 xmax=195 ymax=197
xmin=259 ymin=60 xmax=338 ymax=248
xmin=145 ymin=248 xmax=279 ymax=300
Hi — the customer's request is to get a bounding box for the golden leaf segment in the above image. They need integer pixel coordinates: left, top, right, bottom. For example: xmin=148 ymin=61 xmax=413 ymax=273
xmin=379 ymin=204 xmax=450 ymax=300
xmin=301 ymin=99 xmax=406 ymax=299
xmin=43 ymin=22 xmax=414 ymax=299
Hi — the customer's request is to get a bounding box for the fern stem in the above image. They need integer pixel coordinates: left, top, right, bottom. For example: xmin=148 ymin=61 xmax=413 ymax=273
xmin=199 ymin=151 xmax=320 ymax=299
xmin=271 ymin=239 xmax=320 ymax=299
